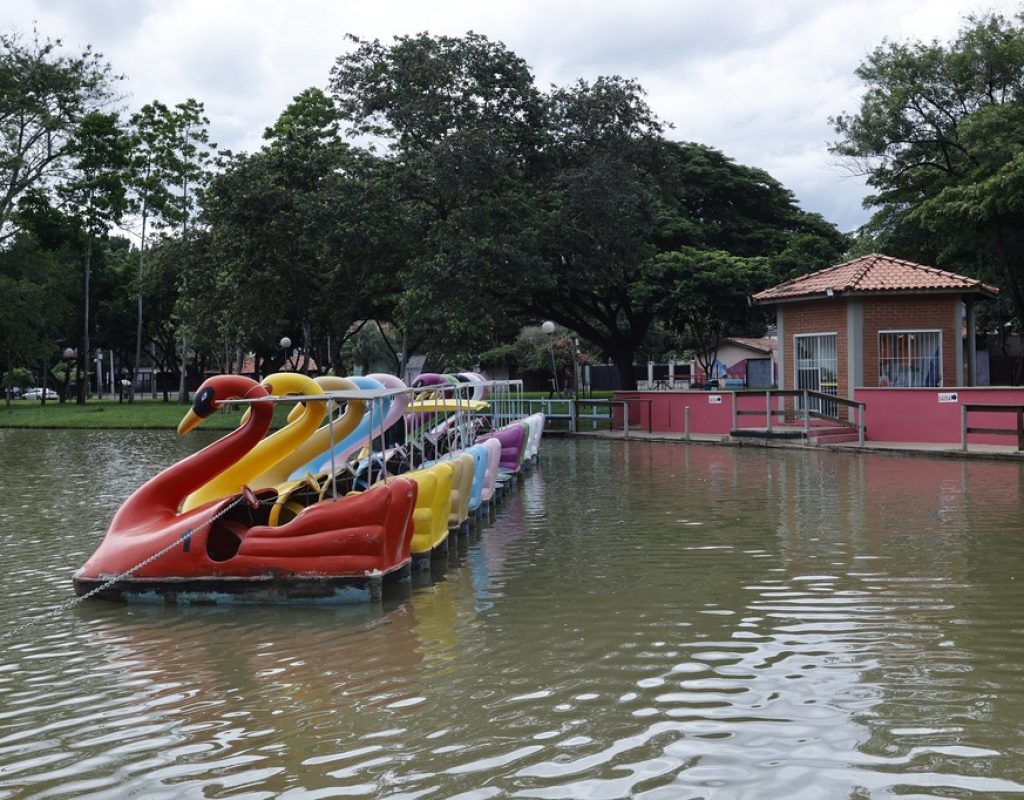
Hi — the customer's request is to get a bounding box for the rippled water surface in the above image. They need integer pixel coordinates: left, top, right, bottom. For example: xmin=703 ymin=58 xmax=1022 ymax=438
xmin=2 ymin=430 xmax=1024 ymax=798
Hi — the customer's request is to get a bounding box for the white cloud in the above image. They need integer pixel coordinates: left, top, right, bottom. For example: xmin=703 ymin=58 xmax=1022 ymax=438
xmin=7 ymin=0 xmax=1022 ymax=231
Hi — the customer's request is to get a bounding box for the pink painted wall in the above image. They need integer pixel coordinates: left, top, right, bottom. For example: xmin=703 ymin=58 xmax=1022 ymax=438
xmin=616 ymin=387 xmax=1024 ymax=447
xmin=614 ymin=391 xmax=767 ymax=434
xmin=855 ymin=387 xmax=1024 ymax=445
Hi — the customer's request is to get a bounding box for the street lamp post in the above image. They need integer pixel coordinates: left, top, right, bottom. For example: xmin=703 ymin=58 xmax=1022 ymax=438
xmin=280 ymin=337 xmax=292 ymax=371
xmin=541 ymin=321 xmax=558 ymax=398
xmin=62 ymin=348 xmax=76 ymax=404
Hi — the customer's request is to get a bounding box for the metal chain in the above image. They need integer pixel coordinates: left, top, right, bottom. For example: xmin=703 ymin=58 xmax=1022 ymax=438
xmin=1 ymin=494 xmax=251 ymax=641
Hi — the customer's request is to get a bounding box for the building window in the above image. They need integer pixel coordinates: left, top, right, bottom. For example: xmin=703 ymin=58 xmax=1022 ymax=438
xmin=794 ymin=333 xmax=838 ymax=416
xmin=878 ymin=330 xmax=941 ymax=387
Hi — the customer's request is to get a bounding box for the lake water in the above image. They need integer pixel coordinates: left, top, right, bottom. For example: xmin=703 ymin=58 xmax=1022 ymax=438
xmin=1 ymin=429 xmax=1024 ymax=798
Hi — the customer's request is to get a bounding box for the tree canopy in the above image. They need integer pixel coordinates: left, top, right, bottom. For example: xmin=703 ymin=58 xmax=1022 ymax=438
xmin=1 ymin=26 xmax=852 ymax=396
xmin=831 ymin=12 xmax=1024 ymax=324
xmin=0 ymin=30 xmax=119 ymax=241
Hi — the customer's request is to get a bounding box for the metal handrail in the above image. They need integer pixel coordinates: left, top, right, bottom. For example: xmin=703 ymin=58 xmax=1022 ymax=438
xmin=961 ymin=404 xmax=1024 ymax=451
xmin=515 ymin=398 xmax=650 ymax=437
xmin=732 ymin=388 xmax=866 ymax=445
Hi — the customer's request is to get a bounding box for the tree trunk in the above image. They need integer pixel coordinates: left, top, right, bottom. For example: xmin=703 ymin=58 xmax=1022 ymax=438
xmin=176 ymin=329 xmax=186 ymax=403
xmin=78 ymin=236 xmax=92 ymax=404
xmin=995 ymin=228 xmax=1024 ymax=340
xmin=611 ymin=343 xmax=637 ymax=391
xmin=134 ymin=207 xmax=148 ymax=400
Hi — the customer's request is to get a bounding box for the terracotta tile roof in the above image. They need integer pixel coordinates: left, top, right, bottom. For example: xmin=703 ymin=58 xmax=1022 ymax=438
xmin=723 ymin=337 xmax=776 ymax=354
xmin=751 ymin=253 xmax=999 ymax=304
xmin=237 ymin=355 xmax=319 ymax=374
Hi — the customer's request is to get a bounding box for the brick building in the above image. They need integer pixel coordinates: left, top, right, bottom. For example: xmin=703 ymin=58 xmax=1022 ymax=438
xmin=751 ymin=254 xmax=998 ymax=401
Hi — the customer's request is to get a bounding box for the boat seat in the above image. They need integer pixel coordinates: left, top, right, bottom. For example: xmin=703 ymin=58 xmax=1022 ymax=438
xmin=267 ymin=473 xmax=323 ymax=527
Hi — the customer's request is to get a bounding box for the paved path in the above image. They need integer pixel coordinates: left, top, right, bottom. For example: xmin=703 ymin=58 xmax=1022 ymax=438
xmin=570 ymin=429 xmax=1024 ymax=462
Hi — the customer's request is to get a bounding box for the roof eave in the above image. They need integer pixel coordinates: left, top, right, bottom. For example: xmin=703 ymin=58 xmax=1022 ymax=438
xmin=750 ymin=290 xmax=839 ymax=306
xmin=751 ymin=285 xmax=999 ymax=305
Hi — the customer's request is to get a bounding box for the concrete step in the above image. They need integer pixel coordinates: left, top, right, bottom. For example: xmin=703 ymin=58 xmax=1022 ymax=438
xmin=731 ymin=427 xmax=807 ymax=440
xmin=806 ymin=426 xmax=854 ymax=438
xmin=811 ymin=432 xmax=862 ymax=445
xmin=732 ymin=425 xmax=861 ymax=444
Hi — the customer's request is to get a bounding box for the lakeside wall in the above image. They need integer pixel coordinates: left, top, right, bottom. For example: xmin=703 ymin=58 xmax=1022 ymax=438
xmin=612 ymin=387 xmax=1024 ymax=446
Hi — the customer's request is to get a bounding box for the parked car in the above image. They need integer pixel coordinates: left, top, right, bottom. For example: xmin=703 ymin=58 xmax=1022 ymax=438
xmin=22 ymin=388 xmax=59 ymax=400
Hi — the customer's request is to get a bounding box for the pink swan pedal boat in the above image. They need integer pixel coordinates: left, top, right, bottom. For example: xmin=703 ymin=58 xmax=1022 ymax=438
xmin=72 ymin=375 xmax=417 ymax=604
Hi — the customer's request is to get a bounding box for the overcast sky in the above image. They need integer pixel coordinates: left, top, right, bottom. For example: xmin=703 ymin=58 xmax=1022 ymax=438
xmin=8 ymin=0 xmax=1022 ymax=232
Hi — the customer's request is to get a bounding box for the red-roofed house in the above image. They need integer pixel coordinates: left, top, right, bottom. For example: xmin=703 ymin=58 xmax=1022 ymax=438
xmin=692 ymin=337 xmax=777 ymax=388
xmin=750 ymin=254 xmax=998 ymax=401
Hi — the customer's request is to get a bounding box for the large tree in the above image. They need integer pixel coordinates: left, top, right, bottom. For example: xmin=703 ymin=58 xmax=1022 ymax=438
xmin=530 ymin=120 xmax=847 ymax=388
xmin=58 ymin=110 xmax=132 ymax=401
xmin=166 ymin=99 xmax=216 ymax=401
xmin=523 ymin=77 xmax=666 ymax=388
xmin=330 ymin=33 xmax=845 ymax=387
xmin=830 ymin=13 xmax=1024 ymax=323
xmin=199 ymin=88 xmax=404 ymax=376
xmin=0 ymin=30 xmax=119 ymax=241
xmin=127 ymin=100 xmax=180 ymax=389
xmin=330 ymin=32 xmax=545 ymax=364
xmin=0 ymin=196 xmax=80 ymax=401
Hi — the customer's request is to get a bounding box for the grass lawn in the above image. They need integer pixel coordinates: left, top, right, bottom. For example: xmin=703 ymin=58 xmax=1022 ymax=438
xmin=0 ymin=398 xmax=293 ymax=430
xmin=0 ymin=391 xmax=617 ymax=430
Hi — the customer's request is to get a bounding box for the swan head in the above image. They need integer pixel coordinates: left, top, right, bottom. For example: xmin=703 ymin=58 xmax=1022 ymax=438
xmin=285 ymin=375 xmax=362 ymax=423
xmin=178 ymin=375 xmax=267 ymax=435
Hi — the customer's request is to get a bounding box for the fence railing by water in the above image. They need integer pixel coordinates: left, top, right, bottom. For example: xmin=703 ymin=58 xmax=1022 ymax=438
xmin=514 ymin=398 xmax=653 ymax=436
xmin=731 ymin=389 xmax=866 ymax=444
xmin=961 ymin=404 xmax=1024 ymax=451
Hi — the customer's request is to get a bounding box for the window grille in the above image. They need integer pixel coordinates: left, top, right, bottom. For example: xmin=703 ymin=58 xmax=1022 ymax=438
xmin=878 ymin=330 xmax=941 ymax=387
xmin=794 ymin=333 xmax=838 ymax=416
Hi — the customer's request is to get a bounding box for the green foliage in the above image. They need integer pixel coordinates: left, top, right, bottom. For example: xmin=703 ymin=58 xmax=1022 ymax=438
xmin=0 ymin=228 xmax=76 ymax=374
xmin=643 ymin=248 xmax=772 ymax=378
xmin=831 ymin=12 xmax=1024 ymax=323
xmin=0 ymin=29 xmax=119 ymax=242
xmin=201 ymin=88 xmax=400 ymax=373
xmin=326 ymin=32 xmax=848 ymax=388
xmin=330 ymin=32 xmax=544 ymax=361
xmin=530 ymin=133 xmax=846 ymax=386
xmin=0 ymin=23 xmax=851 ymax=396
xmin=339 ymin=321 xmax=399 ymax=374
xmin=167 ymin=98 xmax=217 ymax=235
xmin=2 ymin=366 xmax=32 ymax=390
xmin=331 ymin=32 xmax=542 ymax=155
xmin=58 ymin=111 xmax=132 ymax=236
xmin=128 ymin=100 xmax=179 ymax=232
xmin=479 ymin=324 xmax=587 ymax=378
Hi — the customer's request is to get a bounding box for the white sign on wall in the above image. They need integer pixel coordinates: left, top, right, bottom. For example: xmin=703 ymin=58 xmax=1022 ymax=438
xmin=938 ymin=392 xmax=959 ymax=403
xmin=708 ymin=394 xmax=723 ymax=405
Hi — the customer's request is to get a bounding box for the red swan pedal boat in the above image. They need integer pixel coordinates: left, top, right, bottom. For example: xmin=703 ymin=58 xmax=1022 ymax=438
xmin=73 ymin=375 xmax=417 ymax=604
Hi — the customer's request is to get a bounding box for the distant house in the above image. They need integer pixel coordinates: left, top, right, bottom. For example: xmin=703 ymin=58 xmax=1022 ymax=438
xmin=235 ymin=353 xmax=320 ymax=378
xmin=750 ymin=253 xmax=998 ymax=401
xmin=693 ymin=338 xmax=776 ymax=388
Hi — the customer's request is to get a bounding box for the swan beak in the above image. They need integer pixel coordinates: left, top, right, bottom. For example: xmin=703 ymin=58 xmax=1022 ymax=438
xmin=286 ymin=402 xmax=305 ymax=423
xmin=178 ymin=409 xmax=203 ymax=435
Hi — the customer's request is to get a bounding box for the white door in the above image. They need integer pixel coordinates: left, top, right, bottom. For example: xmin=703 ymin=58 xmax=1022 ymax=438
xmin=794 ymin=334 xmax=838 ymax=416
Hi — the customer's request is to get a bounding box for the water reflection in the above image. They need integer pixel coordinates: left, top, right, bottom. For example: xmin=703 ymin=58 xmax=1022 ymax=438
xmin=2 ymin=431 xmax=1024 ymax=797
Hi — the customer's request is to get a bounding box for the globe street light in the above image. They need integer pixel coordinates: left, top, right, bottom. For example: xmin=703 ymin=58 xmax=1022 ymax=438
xmin=280 ymin=337 xmax=292 ymax=371
xmin=541 ymin=321 xmax=558 ymax=397
xmin=62 ymin=348 xmax=76 ymax=404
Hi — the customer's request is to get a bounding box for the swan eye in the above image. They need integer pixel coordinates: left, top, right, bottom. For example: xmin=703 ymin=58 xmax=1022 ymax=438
xmin=193 ymin=386 xmax=216 ymax=418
